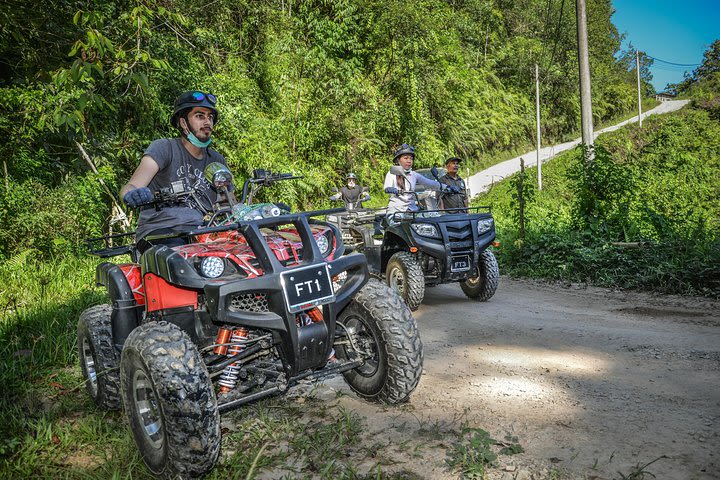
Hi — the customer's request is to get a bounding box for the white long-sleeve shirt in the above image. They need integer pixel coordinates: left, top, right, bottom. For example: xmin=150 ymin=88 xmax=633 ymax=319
xmin=384 ymin=170 xmax=442 ymax=215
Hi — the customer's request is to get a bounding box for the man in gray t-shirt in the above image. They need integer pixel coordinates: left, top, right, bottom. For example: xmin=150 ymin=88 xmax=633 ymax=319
xmin=120 ymin=91 xmax=229 ymax=252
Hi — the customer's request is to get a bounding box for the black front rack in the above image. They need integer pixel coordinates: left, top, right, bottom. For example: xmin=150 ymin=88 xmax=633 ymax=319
xmin=390 ymin=205 xmax=492 ymax=222
xmin=86 ymin=231 xmax=137 ymax=258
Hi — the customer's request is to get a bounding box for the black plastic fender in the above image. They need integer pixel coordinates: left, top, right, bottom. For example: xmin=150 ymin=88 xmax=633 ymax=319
xmin=96 ymin=262 xmax=142 ymax=350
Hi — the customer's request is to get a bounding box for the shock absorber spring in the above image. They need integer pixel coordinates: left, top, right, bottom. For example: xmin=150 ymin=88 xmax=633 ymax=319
xmin=218 ymin=327 xmax=249 ymax=393
xmin=213 ymin=327 xmax=232 ymax=355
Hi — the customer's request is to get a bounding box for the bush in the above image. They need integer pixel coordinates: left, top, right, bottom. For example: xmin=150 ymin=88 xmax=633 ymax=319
xmin=0 ymin=168 xmax=113 ymax=257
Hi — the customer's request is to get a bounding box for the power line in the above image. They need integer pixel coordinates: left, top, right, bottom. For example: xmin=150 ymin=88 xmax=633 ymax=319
xmin=646 ymin=55 xmax=700 ymax=67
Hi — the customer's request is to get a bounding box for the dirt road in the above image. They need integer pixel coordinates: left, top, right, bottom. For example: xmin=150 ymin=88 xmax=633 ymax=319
xmin=313 ymin=278 xmax=720 ymax=479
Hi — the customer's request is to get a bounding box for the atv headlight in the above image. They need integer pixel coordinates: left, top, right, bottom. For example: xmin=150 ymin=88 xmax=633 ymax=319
xmin=316 ymin=234 xmax=330 ymax=255
xmin=199 ymin=256 xmax=225 ymax=278
xmin=411 ymin=223 xmax=440 ymax=238
xmin=477 ymin=218 xmax=495 ymax=235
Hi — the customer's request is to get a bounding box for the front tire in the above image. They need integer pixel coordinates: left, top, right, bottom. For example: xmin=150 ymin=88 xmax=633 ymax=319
xmin=77 ymin=304 xmax=121 ymax=410
xmin=386 ymin=251 xmax=425 ymax=311
xmin=120 ymin=321 xmax=220 ymax=479
xmin=460 ymin=250 xmax=500 ymax=301
xmin=336 ymin=279 xmax=423 ymax=404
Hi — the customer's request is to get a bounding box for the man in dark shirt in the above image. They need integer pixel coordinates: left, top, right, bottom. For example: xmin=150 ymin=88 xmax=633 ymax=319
xmin=438 ymin=157 xmax=468 ymax=211
xmin=330 ymin=173 xmax=369 ymax=209
xmin=120 ymin=91 xmax=229 ymax=252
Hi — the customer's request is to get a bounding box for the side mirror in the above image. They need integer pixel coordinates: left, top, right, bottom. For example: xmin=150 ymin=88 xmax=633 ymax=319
xmin=252 ymin=168 xmax=269 ymax=180
xmin=389 ymin=165 xmax=405 ymax=176
xmin=204 ymin=162 xmax=233 ymax=187
xmin=430 ymin=166 xmax=440 ymax=180
xmin=331 ymin=187 xmax=338 ymax=193
xmin=362 ymin=186 xmax=369 ymax=192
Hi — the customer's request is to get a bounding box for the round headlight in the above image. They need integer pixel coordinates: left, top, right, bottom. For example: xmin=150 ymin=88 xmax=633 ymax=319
xmin=477 ymin=218 xmax=495 ymax=235
xmin=411 ymin=223 xmax=440 ymax=238
xmin=316 ymin=234 xmax=330 ymax=255
xmin=200 ymin=256 xmax=225 ymax=278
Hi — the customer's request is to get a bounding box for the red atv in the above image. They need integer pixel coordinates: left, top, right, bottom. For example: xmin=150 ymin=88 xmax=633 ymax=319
xmin=79 ymin=166 xmax=423 ymax=478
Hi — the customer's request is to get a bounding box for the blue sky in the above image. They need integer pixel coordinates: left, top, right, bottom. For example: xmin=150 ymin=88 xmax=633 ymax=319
xmin=611 ymin=0 xmax=720 ymax=91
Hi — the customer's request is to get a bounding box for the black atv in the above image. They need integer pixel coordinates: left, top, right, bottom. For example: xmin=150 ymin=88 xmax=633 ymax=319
xmin=79 ymin=166 xmax=423 ymax=478
xmin=342 ymin=165 xmax=499 ymax=311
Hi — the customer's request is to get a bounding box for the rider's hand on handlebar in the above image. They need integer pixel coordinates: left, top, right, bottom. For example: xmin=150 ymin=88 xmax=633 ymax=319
xmin=384 ymin=186 xmax=399 ymax=195
xmin=441 ymin=184 xmax=460 ymax=194
xmin=123 ymin=187 xmax=154 ymax=207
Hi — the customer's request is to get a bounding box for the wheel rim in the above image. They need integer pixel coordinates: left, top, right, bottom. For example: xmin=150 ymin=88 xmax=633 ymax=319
xmin=132 ymin=369 xmax=164 ymax=450
xmin=81 ymin=337 xmax=98 ymax=396
xmin=465 ymin=275 xmax=481 ymax=287
xmin=388 ymin=266 xmax=405 ymax=293
xmin=344 ymin=315 xmax=380 ymax=377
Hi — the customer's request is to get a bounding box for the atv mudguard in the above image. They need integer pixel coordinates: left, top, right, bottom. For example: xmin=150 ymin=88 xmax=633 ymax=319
xmin=96 ymin=262 xmax=143 ymax=350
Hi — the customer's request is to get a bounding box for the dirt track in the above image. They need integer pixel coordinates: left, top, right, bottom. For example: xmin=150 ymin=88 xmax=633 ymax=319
xmin=312 ymin=278 xmax=720 ymax=479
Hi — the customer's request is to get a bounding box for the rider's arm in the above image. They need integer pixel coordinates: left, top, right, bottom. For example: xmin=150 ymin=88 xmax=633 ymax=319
xmin=414 ymin=173 xmax=442 ymax=190
xmin=383 ymin=172 xmax=396 ymax=192
xmin=329 ymin=192 xmax=341 ymax=201
xmin=120 ymin=155 xmax=160 ymax=197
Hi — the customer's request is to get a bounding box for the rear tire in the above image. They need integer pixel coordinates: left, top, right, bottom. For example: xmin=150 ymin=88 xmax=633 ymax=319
xmin=77 ymin=304 xmax=121 ymax=410
xmin=460 ymin=250 xmax=500 ymax=302
xmin=386 ymin=251 xmax=425 ymax=311
xmin=120 ymin=321 xmax=220 ymax=479
xmin=337 ymin=279 xmax=423 ymax=404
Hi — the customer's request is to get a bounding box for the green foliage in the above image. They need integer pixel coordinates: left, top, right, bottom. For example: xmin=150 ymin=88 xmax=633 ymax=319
xmin=446 ymin=427 xmax=498 ymax=478
xmin=0 ymin=0 xmax=655 ymax=257
xmin=446 ymin=428 xmax=524 ymax=478
xmin=668 ymin=39 xmax=720 ymax=94
xmin=0 ymin=168 xmax=113 ymax=256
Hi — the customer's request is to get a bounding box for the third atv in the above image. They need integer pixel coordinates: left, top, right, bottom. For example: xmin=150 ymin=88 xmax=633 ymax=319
xmin=346 ymin=166 xmax=499 ymax=311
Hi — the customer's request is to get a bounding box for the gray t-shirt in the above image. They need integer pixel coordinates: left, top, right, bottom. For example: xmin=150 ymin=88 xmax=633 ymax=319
xmin=136 ymin=138 xmax=227 ymax=240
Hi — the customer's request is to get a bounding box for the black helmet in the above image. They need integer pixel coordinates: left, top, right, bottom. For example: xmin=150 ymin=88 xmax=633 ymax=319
xmin=445 ymin=156 xmax=463 ymax=165
xmin=171 ymin=91 xmax=219 ymax=128
xmin=346 ymin=172 xmax=357 ymax=180
xmin=393 ymin=143 xmax=415 ymax=163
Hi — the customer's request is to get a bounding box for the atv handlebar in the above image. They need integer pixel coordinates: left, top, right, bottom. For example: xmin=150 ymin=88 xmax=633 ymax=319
xmin=241 ymin=169 xmax=302 ymax=204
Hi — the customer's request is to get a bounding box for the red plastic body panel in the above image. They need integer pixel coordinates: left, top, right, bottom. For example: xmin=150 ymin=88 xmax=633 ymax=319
xmin=119 ymin=263 xmax=145 ymax=305
xmin=144 ymin=273 xmax=198 ymax=312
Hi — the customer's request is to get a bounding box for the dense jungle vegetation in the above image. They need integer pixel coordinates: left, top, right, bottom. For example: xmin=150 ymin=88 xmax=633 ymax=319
xmin=1 ymin=0 xmax=653 ymax=257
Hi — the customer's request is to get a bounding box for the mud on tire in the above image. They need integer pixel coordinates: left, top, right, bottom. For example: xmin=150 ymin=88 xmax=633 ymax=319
xmin=336 ymin=279 xmax=423 ymax=404
xmin=120 ymin=321 xmax=220 ymax=479
xmin=77 ymin=304 xmax=121 ymax=410
xmin=386 ymin=251 xmax=425 ymax=311
xmin=460 ymin=250 xmax=500 ymax=302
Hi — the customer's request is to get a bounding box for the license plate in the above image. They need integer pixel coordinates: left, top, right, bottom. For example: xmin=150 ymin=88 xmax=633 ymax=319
xmin=281 ymin=263 xmax=336 ymax=313
xmin=450 ymin=255 xmax=471 ymax=272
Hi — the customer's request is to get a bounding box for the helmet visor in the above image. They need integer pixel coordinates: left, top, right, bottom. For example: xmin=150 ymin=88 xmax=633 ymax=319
xmin=185 ymin=91 xmax=217 ymax=105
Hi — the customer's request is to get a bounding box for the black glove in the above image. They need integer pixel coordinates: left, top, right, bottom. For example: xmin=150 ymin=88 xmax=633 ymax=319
xmin=384 ymin=186 xmax=399 ymax=195
xmin=441 ymin=184 xmax=460 ymax=194
xmin=123 ymin=187 xmax=153 ymax=207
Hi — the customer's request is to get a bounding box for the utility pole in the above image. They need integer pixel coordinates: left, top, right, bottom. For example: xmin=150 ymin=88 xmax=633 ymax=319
xmin=535 ymin=63 xmax=542 ymax=190
xmin=576 ymin=0 xmax=594 ymax=155
xmin=636 ymin=49 xmax=643 ymax=127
